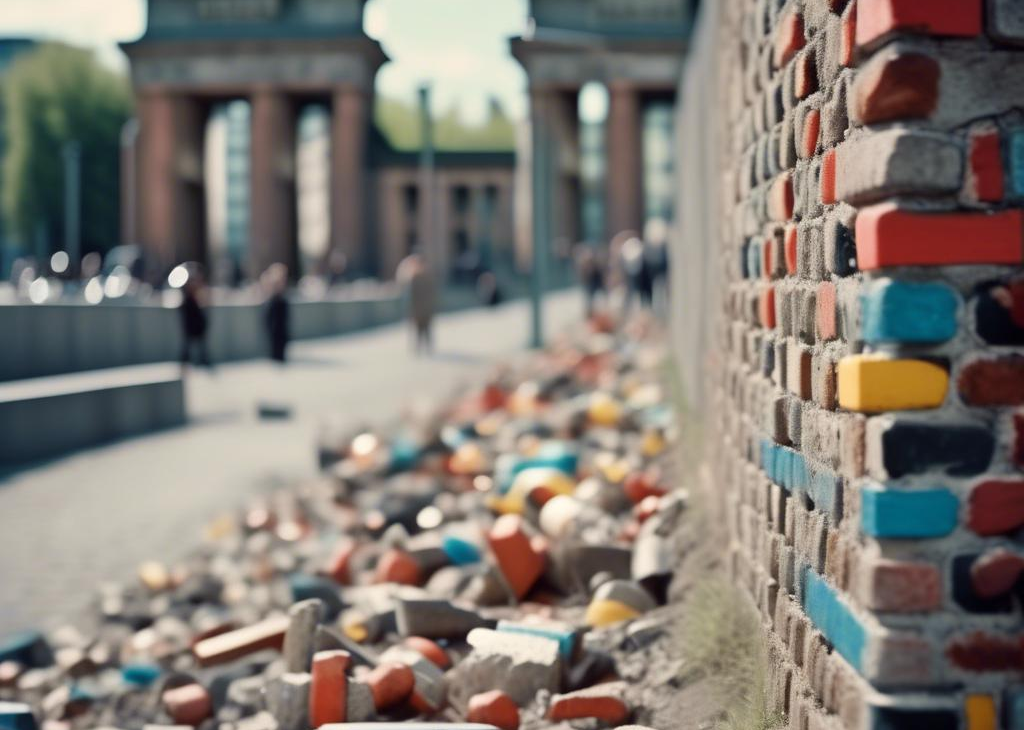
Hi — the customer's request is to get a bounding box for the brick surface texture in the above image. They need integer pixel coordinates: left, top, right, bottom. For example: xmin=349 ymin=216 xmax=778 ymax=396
xmin=674 ymin=0 xmax=1024 ymax=727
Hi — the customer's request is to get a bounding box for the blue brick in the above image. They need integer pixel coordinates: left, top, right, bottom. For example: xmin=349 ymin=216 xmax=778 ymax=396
xmin=0 ymin=702 xmax=36 ymax=730
xmin=801 ymin=567 xmax=866 ymax=673
xmin=861 ymin=280 xmax=959 ymax=344
xmin=442 ymin=535 xmax=481 ymax=566
xmin=496 ymin=441 xmax=578 ymax=492
xmin=496 ymin=620 xmax=577 ymax=659
xmin=790 ymin=450 xmax=808 ymax=493
xmin=748 ymin=238 xmax=763 ymax=279
xmin=861 ymin=485 xmax=959 ymax=538
xmin=1011 ymin=129 xmax=1024 ymax=196
xmin=121 ymin=662 xmax=161 ymax=687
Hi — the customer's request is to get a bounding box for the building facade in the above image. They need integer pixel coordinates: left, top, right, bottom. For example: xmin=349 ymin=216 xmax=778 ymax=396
xmin=120 ymin=0 xmax=516 ymax=283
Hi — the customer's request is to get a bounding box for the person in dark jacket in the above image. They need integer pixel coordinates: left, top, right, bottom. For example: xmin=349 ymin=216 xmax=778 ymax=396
xmin=262 ymin=263 xmax=290 ymax=363
xmin=179 ymin=274 xmax=212 ymax=368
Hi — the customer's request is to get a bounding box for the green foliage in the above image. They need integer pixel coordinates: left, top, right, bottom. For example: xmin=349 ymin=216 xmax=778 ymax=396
xmin=375 ymin=95 xmax=516 ymax=151
xmin=1 ymin=43 xmax=131 ymax=255
xmin=680 ymin=578 xmax=785 ymax=730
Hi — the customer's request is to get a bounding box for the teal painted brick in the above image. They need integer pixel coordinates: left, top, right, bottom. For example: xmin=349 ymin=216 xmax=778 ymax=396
xmin=496 ymin=620 xmax=576 ymax=659
xmin=861 ymin=484 xmax=959 ymax=538
xmin=748 ymin=238 xmax=763 ymax=279
xmin=801 ymin=567 xmax=866 ymax=673
xmin=861 ymin=280 xmax=958 ymax=344
xmin=1012 ymin=129 xmax=1024 ymax=196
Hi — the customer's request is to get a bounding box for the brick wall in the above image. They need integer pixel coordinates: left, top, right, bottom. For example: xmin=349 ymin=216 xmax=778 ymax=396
xmin=674 ymin=1 xmax=1024 ymax=727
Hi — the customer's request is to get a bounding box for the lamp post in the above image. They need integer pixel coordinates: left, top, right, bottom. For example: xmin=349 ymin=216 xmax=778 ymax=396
xmin=62 ymin=141 xmax=82 ymax=274
xmin=529 ymin=95 xmax=551 ymax=349
xmin=417 ymin=84 xmax=437 ymax=273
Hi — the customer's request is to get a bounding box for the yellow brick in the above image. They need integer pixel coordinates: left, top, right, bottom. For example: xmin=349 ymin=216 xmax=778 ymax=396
xmin=965 ymin=694 xmax=996 ymax=730
xmin=837 ymin=355 xmax=948 ymax=412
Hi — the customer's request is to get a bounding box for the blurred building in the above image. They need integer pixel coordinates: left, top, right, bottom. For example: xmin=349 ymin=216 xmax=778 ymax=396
xmin=120 ymin=0 xmax=515 ymax=284
xmin=0 ymin=38 xmax=38 ymax=277
xmin=511 ymin=0 xmax=698 ymax=259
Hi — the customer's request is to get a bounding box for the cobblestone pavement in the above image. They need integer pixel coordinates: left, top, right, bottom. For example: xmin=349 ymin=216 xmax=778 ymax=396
xmin=0 ymin=293 xmax=579 ymax=636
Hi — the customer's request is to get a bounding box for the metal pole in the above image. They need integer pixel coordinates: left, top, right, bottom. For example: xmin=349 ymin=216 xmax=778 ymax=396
xmin=63 ymin=141 xmax=82 ymax=272
xmin=417 ymin=85 xmax=436 ymax=272
xmin=530 ymin=95 xmax=551 ymax=349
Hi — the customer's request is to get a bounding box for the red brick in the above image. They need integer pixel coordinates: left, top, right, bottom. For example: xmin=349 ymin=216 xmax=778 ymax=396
xmin=487 ymin=514 xmax=545 ymax=599
xmin=374 ymin=548 xmax=422 ymax=586
xmin=856 ymin=0 xmax=982 ymax=47
xmin=467 ymin=690 xmax=520 ymax=730
xmin=863 ymin=559 xmax=941 ymax=612
xmin=821 ymin=149 xmax=837 ymax=205
xmin=770 ymin=172 xmax=795 ymax=221
xmin=841 ymin=1 xmax=858 ymax=66
xmin=775 ymin=10 xmax=806 ymax=67
xmin=403 ymin=636 xmax=450 ymax=669
xmin=760 ymin=286 xmax=777 ymax=330
xmin=163 ymin=683 xmax=212 ymax=726
xmin=855 ymin=204 xmax=1024 ymax=270
xmin=310 ymin=650 xmax=350 ymax=727
xmin=623 ymin=471 xmax=667 ymax=504
xmin=762 ymin=236 xmax=773 ymax=281
xmin=968 ymin=130 xmax=1004 ymax=203
xmin=816 ymin=283 xmax=837 ymax=341
xmin=970 ymin=549 xmax=1024 ymax=599
xmin=784 ymin=225 xmax=798 ymax=274
xmin=968 ymin=480 xmax=1024 ymax=536
xmin=324 ymin=540 xmax=357 ymax=585
xmin=947 ymin=632 xmax=1024 ymax=672
xmin=366 ymin=662 xmax=415 ymax=710
xmin=959 ymin=357 xmax=1024 ymax=407
xmin=801 ymin=110 xmax=821 ymax=159
xmin=548 ymin=690 xmax=629 ymax=724
xmin=795 ymin=52 xmax=819 ymax=100
xmin=854 ymin=52 xmax=940 ymax=124
xmin=192 ymin=615 xmax=288 ymax=667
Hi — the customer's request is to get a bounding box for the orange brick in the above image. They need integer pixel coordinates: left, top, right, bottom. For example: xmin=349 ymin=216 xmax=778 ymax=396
xmin=856 ymin=0 xmax=982 ymax=48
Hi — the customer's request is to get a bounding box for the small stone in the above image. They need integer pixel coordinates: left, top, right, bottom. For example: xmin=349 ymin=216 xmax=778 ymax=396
xmin=446 ymin=628 xmax=561 ymax=709
xmin=403 ymin=636 xmax=451 ymax=669
xmin=374 ymin=549 xmax=422 ymax=586
xmin=344 ymin=680 xmax=376 ymax=723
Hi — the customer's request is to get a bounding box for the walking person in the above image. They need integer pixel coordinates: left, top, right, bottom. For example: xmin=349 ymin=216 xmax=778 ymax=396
xmin=179 ymin=272 xmax=212 ymax=369
xmin=262 ymin=263 xmax=290 ymax=364
xmin=397 ymin=250 xmax=436 ymax=355
xmin=574 ymin=243 xmax=606 ymax=318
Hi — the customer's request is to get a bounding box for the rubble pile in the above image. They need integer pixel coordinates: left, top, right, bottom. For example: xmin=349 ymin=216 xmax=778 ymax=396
xmin=0 ymin=322 xmax=691 ymax=730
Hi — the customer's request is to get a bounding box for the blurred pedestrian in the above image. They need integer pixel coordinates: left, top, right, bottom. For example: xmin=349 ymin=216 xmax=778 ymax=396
xmin=644 ymin=218 xmax=670 ymax=315
xmin=397 ymin=251 xmax=436 ymax=355
xmin=262 ymin=263 xmax=290 ymax=363
xmin=620 ymin=235 xmax=653 ymax=313
xmin=476 ymin=270 xmax=502 ymax=307
xmin=574 ymin=243 xmax=606 ymax=318
xmin=179 ymin=272 xmax=212 ymax=369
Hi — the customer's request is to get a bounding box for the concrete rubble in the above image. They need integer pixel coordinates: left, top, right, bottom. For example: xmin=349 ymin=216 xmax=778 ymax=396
xmin=0 ymin=320 xmax=690 ymax=730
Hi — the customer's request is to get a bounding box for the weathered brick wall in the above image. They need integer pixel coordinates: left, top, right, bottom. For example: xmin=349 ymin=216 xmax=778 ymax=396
xmin=673 ymin=1 xmax=1024 ymax=727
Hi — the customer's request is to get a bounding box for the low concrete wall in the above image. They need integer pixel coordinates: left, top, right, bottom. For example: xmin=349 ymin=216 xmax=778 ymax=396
xmin=0 ymin=289 xmax=476 ymax=382
xmin=0 ymin=364 xmax=185 ymax=464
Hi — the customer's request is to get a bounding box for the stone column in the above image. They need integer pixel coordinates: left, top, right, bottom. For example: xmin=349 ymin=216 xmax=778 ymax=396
xmin=605 ymin=83 xmax=644 ymax=239
xmin=250 ymin=88 xmax=297 ymax=279
xmin=331 ymin=87 xmax=369 ymax=276
xmin=136 ymin=92 xmax=205 ymax=272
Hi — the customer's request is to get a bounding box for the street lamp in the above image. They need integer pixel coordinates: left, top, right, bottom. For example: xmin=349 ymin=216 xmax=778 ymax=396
xmin=62 ymin=140 xmax=82 ymax=275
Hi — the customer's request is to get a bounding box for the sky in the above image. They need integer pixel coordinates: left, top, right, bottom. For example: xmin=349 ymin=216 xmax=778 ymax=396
xmin=0 ymin=0 xmax=531 ymax=122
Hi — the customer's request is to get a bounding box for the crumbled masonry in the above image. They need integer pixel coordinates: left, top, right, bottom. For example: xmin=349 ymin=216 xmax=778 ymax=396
xmin=0 ymin=319 xmax=691 ymax=730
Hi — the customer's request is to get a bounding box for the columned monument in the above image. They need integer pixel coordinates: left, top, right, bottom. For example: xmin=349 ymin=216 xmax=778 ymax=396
xmin=512 ymin=0 xmax=696 ymax=247
xmin=121 ymin=0 xmax=386 ymax=278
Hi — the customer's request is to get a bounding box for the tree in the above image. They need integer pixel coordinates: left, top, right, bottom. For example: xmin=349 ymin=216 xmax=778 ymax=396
xmin=2 ymin=43 xmax=132 ymax=259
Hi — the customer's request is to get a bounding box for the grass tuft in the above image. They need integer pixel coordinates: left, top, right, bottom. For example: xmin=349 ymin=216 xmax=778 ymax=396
xmin=679 ymin=578 xmax=785 ymax=730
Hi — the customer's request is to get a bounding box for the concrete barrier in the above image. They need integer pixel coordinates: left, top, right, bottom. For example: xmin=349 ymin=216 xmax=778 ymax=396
xmin=0 ymin=289 xmax=467 ymax=382
xmin=0 ymin=363 xmax=185 ymax=465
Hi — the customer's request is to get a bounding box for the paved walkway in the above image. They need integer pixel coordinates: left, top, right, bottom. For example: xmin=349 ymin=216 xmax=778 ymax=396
xmin=0 ymin=293 xmax=580 ymax=636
